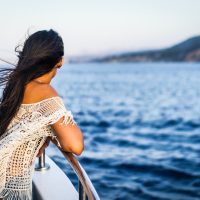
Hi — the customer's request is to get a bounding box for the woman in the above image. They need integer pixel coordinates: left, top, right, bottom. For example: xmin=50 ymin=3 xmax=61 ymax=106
xmin=0 ymin=29 xmax=84 ymax=199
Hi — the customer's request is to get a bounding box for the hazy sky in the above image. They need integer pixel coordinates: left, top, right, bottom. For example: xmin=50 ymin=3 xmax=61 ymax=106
xmin=0 ymin=0 xmax=199 ymax=58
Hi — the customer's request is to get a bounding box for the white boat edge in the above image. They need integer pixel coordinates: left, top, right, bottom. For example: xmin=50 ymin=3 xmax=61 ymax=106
xmin=32 ymin=155 xmax=79 ymax=200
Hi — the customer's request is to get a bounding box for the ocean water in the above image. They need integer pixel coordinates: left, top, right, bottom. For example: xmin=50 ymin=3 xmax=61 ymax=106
xmin=46 ymin=63 xmax=200 ymax=200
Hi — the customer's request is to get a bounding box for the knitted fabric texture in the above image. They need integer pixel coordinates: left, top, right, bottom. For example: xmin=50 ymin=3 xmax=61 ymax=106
xmin=0 ymin=96 xmax=77 ymax=199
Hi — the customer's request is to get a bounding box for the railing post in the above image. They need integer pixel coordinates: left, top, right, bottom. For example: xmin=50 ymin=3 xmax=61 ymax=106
xmin=33 ymin=141 xmax=100 ymax=199
xmin=79 ymin=180 xmax=88 ymax=200
xmin=34 ymin=149 xmax=50 ymax=171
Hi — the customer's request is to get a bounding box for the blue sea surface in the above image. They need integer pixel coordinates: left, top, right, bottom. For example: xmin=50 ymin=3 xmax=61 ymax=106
xmin=46 ymin=63 xmax=200 ymax=200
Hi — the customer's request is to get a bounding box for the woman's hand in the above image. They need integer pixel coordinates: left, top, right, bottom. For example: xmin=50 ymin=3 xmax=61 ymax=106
xmin=36 ymin=137 xmax=51 ymax=157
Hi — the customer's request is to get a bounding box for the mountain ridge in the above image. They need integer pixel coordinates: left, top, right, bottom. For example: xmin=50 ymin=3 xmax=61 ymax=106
xmin=69 ymin=36 xmax=200 ymax=63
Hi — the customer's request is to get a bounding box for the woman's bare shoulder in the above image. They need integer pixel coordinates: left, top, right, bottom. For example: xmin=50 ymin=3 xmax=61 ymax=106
xmin=38 ymin=84 xmax=59 ymax=98
xmin=22 ymin=83 xmax=59 ymax=104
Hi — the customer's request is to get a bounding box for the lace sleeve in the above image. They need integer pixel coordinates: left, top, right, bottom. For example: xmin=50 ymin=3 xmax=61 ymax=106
xmin=41 ymin=96 xmax=77 ymax=149
xmin=45 ymin=96 xmax=77 ymax=126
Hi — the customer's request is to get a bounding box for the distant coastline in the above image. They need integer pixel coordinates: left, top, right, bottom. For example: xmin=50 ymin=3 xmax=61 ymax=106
xmin=69 ymin=36 xmax=200 ymax=63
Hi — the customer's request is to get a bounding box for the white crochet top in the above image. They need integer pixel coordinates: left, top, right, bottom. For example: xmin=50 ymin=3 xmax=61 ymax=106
xmin=0 ymin=96 xmax=77 ymax=199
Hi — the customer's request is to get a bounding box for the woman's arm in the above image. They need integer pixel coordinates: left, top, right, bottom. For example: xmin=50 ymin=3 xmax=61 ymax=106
xmin=51 ymin=119 xmax=84 ymax=156
xmin=38 ymin=86 xmax=84 ymax=156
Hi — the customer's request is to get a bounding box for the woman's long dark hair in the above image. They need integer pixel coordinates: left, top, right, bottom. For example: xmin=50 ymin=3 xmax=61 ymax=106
xmin=0 ymin=29 xmax=64 ymax=137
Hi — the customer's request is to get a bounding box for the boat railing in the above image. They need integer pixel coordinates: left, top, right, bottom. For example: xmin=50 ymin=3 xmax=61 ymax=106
xmin=35 ymin=145 xmax=100 ymax=200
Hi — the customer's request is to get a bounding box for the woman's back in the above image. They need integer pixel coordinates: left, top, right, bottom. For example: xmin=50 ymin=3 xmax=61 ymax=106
xmin=0 ymin=82 xmax=83 ymax=199
xmin=22 ymin=81 xmax=57 ymax=104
